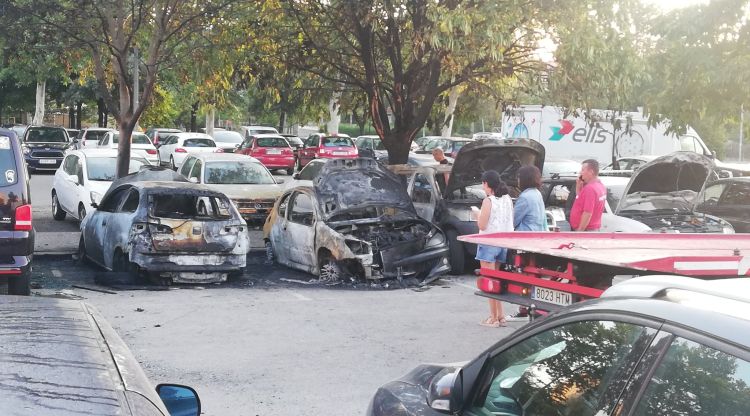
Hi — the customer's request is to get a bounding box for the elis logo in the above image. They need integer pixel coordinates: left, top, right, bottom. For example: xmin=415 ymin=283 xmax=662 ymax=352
xmin=548 ymin=120 xmax=573 ymax=141
xmin=548 ymin=120 xmax=611 ymax=144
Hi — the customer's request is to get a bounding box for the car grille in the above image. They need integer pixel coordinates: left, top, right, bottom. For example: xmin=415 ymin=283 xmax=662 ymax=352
xmin=31 ymin=150 xmax=64 ymax=158
xmin=232 ymin=199 xmax=275 ymax=219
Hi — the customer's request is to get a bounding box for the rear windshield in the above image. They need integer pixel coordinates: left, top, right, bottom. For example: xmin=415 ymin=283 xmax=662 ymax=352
xmin=25 ymin=127 xmax=68 ymax=143
xmin=87 ymin=157 xmax=148 ymax=181
xmin=256 ymin=137 xmax=289 ymax=147
xmin=184 ymin=138 xmax=216 ymax=147
xmin=151 ymin=193 xmax=232 ymax=219
xmin=212 ymin=131 xmax=244 ymax=144
xmin=0 ymin=136 xmax=17 ymax=186
xmin=285 ymin=136 xmax=304 ymax=146
xmin=298 ymin=160 xmax=324 ymax=180
xmin=85 ymin=130 xmax=110 ymax=142
xmin=113 ymin=133 xmax=151 ymax=145
xmin=205 ymin=161 xmax=276 ymax=184
xmin=249 ymin=128 xmax=278 ymax=135
xmin=321 ymin=136 xmax=354 ymax=147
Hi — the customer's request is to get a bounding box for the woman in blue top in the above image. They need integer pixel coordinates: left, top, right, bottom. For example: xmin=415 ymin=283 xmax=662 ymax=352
xmin=514 ymin=165 xmax=547 ymax=231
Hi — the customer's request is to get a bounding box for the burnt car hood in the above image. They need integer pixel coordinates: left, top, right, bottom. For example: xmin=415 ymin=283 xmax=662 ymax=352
xmin=619 ymin=151 xmax=713 ymax=197
xmin=314 ymin=158 xmax=416 ymax=219
xmin=445 ymin=138 xmax=545 ymax=197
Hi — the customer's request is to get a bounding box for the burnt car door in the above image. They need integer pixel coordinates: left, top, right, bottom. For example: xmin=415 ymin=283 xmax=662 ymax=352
xmin=409 ymin=171 xmax=438 ymax=222
xmin=85 ymin=186 xmax=131 ymax=266
xmin=283 ymin=191 xmax=317 ymax=268
xmin=269 ymin=193 xmax=293 ymax=266
xmin=103 ymin=188 xmax=141 ymax=269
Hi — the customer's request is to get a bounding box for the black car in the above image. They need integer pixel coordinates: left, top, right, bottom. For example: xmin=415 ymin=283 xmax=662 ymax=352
xmin=0 ymin=295 xmax=201 ymax=415
xmin=694 ymin=177 xmax=750 ymax=233
xmin=368 ymin=276 xmax=750 ymax=415
xmin=0 ymin=128 xmax=34 ymax=295
xmin=22 ymin=126 xmax=71 ymax=173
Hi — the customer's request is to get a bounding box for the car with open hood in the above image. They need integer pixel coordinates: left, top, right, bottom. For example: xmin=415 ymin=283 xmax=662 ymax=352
xmin=694 ymin=177 xmax=750 ymax=233
xmin=80 ymin=179 xmax=249 ymax=284
xmin=615 ymin=152 xmax=734 ymax=233
xmin=264 ymin=158 xmax=450 ymax=283
xmin=394 ymin=138 xmax=545 ymax=273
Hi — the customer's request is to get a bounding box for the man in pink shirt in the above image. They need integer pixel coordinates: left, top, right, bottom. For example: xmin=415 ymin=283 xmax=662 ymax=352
xmin=569 ymin=159 xmax=607 ymax=231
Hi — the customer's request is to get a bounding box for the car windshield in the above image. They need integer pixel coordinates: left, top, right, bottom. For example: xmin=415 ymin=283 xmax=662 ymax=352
xmin=25 ymin=127 xmax=68 ymax=143
xmin=85 ymin=130 xmax=110 ymax=142
xmin=249 ymin=128 xmax=278 ymax=135
xmin=0 ymin=136 xmax=17 ymax=186
xmin=184 ymin=138 xmax=216 ymax=147
xmin=87 ymin=157 xmax=148 ymax=181
xmin=112 ymin=133 xmax=151 ymax=145
xmin=205 ymin=161 xmax=276 ymax=184
xmin=256 ymin=137 xmax=289 ymax=147
xmin=372 ymin=138 xmax=386 ymax=150
xmin=422 ymin=139 xmax=448 ymax=151
xmin=150 ymin=193 xmax=232 ymax=219
xmin=212 ymin=131 xmax=244 ymax=144
xmin=285 ymin=136 xmax=304 ymax=146
xmin=321 ymin=136 xmax=354 ymax=147
xmin=544 ymin=161 xmax=581 ymax=177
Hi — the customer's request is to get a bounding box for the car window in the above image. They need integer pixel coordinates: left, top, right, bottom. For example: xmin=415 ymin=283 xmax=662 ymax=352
xmin=256 ymin=137 xmax=289 ymax=147
xmin=722 ymin=182 xmax=750 ymax=206
xmin=180 ymin=157 xmax=197 ymax=177
xmin=87 ymin=157 xmax=147 ymax=181
xmin=277 ymin=193 xmax=291 ymax=218
xmin=289 ymin=192 xmax=314 ymax=225
xmin=190 ymin=160 xmax=203 ymax=182
xmin=0 ymin=136 xmax=17 ymax=186
xmin=633 ymin=337 xmax=750 ymax=416
xmin=63 ymin=155 xmax=79 ymax=175
xmin=372 ymin=138 xmax=386 ymax=150
xmin=298 ymin=161 xmax=324 ymax=181
xmin=25 ymin=127 xmax=68 ymax=143
xmin=184 ymin=138 xmax=216 ymax=147
xmin=85 ymin=130 xmax=110 ymax=143
xmin=453 ymin=141 xmax=469 ymax=153
xmin=355 ymin=137 xmax=370 ymax=148
xmin=120 ymin=189 xmax=140 ymax=213
xmin=98 ymin=187 xmax=131 ymax=212
xmin=212 ymin=131 xmax=244 ymax=144
xmin=412 ymin=173 xmax=433 ymax=203
xmin=698 ymin=182 xmax=728 ymax=206
xmin=151 ymin=193 xmax=232 ymax=219
xmin=467 ymin=320 xmax=654 ymax=416
xmin=205 ymin=161 xmax=275 ymax=185
xmin=321 ymin=136 xmax=354 ymax=147
xmin=112 ymin=133 xmax=151 ymax=145
xmin=307 ymin=136 xmax=319 ymax=147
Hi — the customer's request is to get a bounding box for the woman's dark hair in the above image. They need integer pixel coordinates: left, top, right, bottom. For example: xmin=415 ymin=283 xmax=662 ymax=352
xmin=518 ymin=165 xmax=542 ymax=191
xmin=481 ymin=170 xmax=509 ymax=197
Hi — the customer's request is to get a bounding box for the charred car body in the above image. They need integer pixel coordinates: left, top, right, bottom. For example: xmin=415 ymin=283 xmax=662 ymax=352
xmin=395 ymin=138 xmax=545 ymax=273
xmin=615 ymin=152 xmax=734 ymax=233
xmin=264 ymin=158 xmax=450 ymax=282
xmin=80 ymin=178 xmax=249 ymax=284
xmin=694 ymin=177 xmax=750 ymax=233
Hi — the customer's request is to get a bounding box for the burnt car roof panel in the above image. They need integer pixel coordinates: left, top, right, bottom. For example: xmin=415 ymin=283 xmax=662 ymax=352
xmin=445 ymin=138 xmax=545 ymax=196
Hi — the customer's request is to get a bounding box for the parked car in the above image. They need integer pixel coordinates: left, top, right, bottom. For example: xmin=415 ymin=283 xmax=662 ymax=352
xmin=179 ymin=153 xmax=284 ymax=224
xmin=52 ymin=149 xmax=151 ymax=221
xmin=235 ymin=134 xmax=295 ymax=174
xmin=156 ymin=133 xmax=217 ymax=169
xmin=413 ymin=135 xmax=442 ymax=151
xmin=615 ymin=152 xmax=734 ymax=233
xmin=264 ymin=158 xmax=450 ymax=283
xmin=240 ymin=125 xmax=279 ymax=139
xmin=368 ymin=275 xmax=750 ymax=416
xmin=542 ymin=157 xmax=581 ymax=178
xmin=144 ymin=127 xmax=182 ymax=146
xmin=0 ymin=295 xmax=201 ymax=415
xmin=296 ymin=133 xmax=358 ymax=170
xmin=285 ymin=158 xmax=327 ymax=190
xmin=74 ymin=127 xmax=114 ymax=149
xmin=418 ymin=137 xmax=472 ymax=158
xmin=281 ymin=134 xmax=305 ymax=153
xmin=65 ymin=128 xmax=80 ymax=141
xmin=80 ymin=180 xmax=249 ymax=284
xmin=694 ymin=177 xmax=750 ymax=233
xmin=604 ymin=155 xmax=659 ymax=171
xmin=22 ymin=126 xmax=71 ymax=173
xmin=97 ymin=131 xmax=159 ymax=165
xmin=211 ymin=130 xmax=245 ymax=153
xmin=355 ymin=135 xmax=388 ymax=162
xmin=0 ymin=128 xmax=34 ymax=295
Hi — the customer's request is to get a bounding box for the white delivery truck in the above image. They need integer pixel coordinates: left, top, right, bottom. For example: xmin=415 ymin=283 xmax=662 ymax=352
xmin=500 ymin=105 xmax=714 ymax=165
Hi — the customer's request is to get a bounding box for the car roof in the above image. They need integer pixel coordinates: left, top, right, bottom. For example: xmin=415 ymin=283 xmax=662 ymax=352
xmin=250 ymin=133 xmax=286 ymax=139
xmin=171 ymin=133 xmax=213 ymax=139
xmin=192 ymin=153 xmax=261 ymax=163
xmin=83 ymin=127 xmax=114 ymax=131
xmin=125 ymin=180 xmax=226 ymax=194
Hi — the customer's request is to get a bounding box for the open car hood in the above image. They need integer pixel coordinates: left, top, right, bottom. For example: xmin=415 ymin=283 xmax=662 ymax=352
xmin=314 ymin=158 xmax=416 ymax=219
xmin=445 ymin=138 xmax=545 ymax=197
xmin=616 ymin=152 xmax=714 ymax=213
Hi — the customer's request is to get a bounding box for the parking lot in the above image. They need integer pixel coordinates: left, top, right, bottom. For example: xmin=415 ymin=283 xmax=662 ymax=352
xmin=28 ymin=171 xmax=516 ymax=416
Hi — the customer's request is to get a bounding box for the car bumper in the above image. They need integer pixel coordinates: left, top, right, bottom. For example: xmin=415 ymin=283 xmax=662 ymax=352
xmin=256 ymin=155 xmax=295 ymax=169
xmin=131 ymin=251 xmax=246 ymax=273
xmin=24 ymin=156 xmax=63 ymax=170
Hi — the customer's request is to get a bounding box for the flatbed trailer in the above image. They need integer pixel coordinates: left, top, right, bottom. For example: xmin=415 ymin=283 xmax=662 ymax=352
xmin=459 ymin=232 xmax=750 ymax=313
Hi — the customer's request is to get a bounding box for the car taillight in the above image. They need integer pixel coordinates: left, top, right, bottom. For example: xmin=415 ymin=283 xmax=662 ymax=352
xmin=477 ymin=277 xmax=502 ymax=294
xmin=146 ymin=149 xmax=157 ymax=155
xmin=318 ymin=148 xmax=327 ymax=155
xmin=175 ymin=148 xmax=187 ymax=153
xmin=14 ymin=204 xmax=32 ymax=231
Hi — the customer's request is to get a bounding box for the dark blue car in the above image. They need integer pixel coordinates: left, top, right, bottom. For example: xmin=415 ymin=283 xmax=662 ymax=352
xmin=22 ymin=126 xmax=70 ymax=172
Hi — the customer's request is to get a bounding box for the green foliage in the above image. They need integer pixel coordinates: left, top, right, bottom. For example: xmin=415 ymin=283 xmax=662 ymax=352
xmin=140 ymin=84 xmax=179 ymax=128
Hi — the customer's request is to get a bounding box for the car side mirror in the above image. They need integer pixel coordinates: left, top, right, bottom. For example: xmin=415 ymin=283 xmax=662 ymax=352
xmin=189 ymin=177 xmax=199 ymax=183
xmin=156 ymin=384 xmax=201 ymax=416
xmin=90 ymin=202 xmax=99 ymax=209
xmin=275 ymin=178 xmax=285 ymax=184
xmin=293 ymin=173 xmax=300 ymax=180
xmin=427 ymin=368 xmax=463 ymax=414
xmin=710 ymin=150 xmax=717 ymax=159
xmin=67 ymin=174 xmax=79 ymax=185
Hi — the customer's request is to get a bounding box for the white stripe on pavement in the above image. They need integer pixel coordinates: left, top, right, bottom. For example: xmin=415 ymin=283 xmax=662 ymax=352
xmin=289 ymin=291 xmax=312 ymax=301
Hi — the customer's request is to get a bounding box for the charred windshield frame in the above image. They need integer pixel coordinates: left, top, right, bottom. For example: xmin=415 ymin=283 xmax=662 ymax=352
xmin=148 ymin=193 xmax=233 ymax=219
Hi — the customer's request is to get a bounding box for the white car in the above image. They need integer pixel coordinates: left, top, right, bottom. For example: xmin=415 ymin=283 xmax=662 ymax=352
xmin=97 ymin=131 xmax=160 ymax=166
xmin=239 ymin=125 xmax=278 ymax=140
xmin=211 ymin=130 xmax=245 ymax=153
xmin=74 ymin=128 xmax=114 ymax=149
xmin=51 ymin=149 xmax=151 ymax=221
xmin=156 ymin=132 xmax=217 ymax=169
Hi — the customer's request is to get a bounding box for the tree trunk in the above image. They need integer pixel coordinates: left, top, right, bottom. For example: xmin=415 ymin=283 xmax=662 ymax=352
xmin=190 ymin=102 xmax=198 ymax=132
xmin=98 ymin=98 xmax=107 ymax=127
xmin=384 ymin=132 xmax=412 ymax=165
xmin=76 ymin=102 xmax=82 ymax=129
xmin=205 ymin=106 xmax=215 ymax=137
xmin=279 ymin=111 xmax=287 ymax=133
xmin=32 ymin=80 xmax=46 ymax=125
xmin=326 ymin=91 xmax=341 ymax=133
xmin=68 ymin=104 xmax=76 ymax=128
xmin=115 ymin=73 xmax=133 ymax=178
xmin=441 ymin=86 xmax=461 ymax=137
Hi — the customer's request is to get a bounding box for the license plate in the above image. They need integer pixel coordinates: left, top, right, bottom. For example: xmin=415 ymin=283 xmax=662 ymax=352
xmin=333 ymin=151 xmax=349 ymax=156
xmin=531 ymin=286 xmax=572 ymax=306
xmin=267 ymin=149 xmax=282 ymax=155
xmin=40 ymin=159 xmax=57 ymax=164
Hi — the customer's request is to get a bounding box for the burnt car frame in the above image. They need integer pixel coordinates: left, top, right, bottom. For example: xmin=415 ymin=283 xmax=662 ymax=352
xmin=694 ymin=177 xmax=750 ymax=233
xmin=264 ymin=158 xmax=450 ymax=282
xmin=615 ymin=151 xmax=734 ymax=233
xmin=80 ymin=180 xmax=249 ymax=284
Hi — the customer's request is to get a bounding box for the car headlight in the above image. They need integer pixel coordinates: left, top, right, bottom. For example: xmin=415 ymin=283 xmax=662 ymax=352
xmin=425 ymin=229 xmax=446 ymax=248
xmin=22 ymin=146 xmax=29 ymax=155
xmin=90 ymin=191 xmax=103 ymax=205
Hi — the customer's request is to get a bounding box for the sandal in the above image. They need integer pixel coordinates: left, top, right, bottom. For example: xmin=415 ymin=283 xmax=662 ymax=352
xmin=497 ymin=318 xmax=508 ymax=327
xmin=480 ymin=317 xmax=501 ymax=328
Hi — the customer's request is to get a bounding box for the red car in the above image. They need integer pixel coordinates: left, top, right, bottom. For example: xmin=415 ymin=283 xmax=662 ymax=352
xmin=297 ymin=133 xmax=358 ymax=169
xmin=236 ymin=134 xmax=295 ymax=175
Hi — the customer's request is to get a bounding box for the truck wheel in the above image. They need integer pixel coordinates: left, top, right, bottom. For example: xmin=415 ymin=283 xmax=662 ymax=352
xmin=52 ymin=192 xmax=66 ymax=220
xmin=446 ymin=230 xmax=465 ymax=275
xmin=8 ymin=270 xmax=31 ymax=296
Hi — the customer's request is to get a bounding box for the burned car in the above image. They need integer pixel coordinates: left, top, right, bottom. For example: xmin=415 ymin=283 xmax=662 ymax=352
xmin=80 ymin=180 xmax=249 ymax=284
xmin=615 ymin=151 xmax=734 ymax=233
xmin=694 ymin=177 xmax=750 ymax=233
xmin=395 ymin=138 xmax=545 ymax=273
xmin=264 ymin=158 xmax=450 ymax=282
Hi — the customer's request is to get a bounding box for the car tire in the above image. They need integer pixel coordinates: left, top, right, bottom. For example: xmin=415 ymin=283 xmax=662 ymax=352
xmin=170 ymin=156 xmax=176 ymax=171
xmin=78 ymin=204 xmax=87 ymax=221
xmin=52 ymin=191 xmax=66 ymax=221
xmin=446 ymin=229 xmax=465 ymax=275
xmin=8 ymin=269 xmax=31 ymax=296
xmin=112 ymin=249 xmax=142 ymax=284
xmin=77 ymin=236 xmax=90 ymax=265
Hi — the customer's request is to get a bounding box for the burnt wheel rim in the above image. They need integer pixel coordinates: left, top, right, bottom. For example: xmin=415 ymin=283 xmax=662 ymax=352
xmin=319 ymin=260 xmax=340 ymax=282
